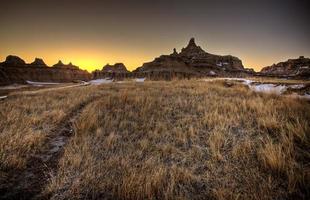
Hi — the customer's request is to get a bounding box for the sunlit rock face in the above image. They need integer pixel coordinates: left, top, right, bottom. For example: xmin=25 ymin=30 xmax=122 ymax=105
xmin=133 ymin=38 xmax=253 ymax=79
xmin=0 ymin=56 xmax=91 ymax=85
xmin=261 ymin=56 xmax=310 ymax=78
xmin=92 ymin=63 xmax=130 ymax=79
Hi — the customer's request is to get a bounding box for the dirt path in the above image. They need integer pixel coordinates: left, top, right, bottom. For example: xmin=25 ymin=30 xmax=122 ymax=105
xmin=0 ymin=82 xmax=90 ymax=99
xmin=19 ymin=82 xmax=90 ymax=95
xmin=0 ymin=96 xmax=100 ymax=200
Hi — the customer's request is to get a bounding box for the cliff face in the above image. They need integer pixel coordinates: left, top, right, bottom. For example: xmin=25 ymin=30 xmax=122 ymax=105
xmin=133 ymin=38 xmax=253 ymax=79
xmin=92 ymin=63 xmax=130 ymax=79
xmin=260 ymin=56 xmax=310 ymax=78
xmin=0 ymin=56 xmax=92 ymax=85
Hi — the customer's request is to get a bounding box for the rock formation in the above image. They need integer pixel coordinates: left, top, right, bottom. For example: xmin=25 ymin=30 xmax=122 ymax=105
xmin=53 ymin=61 xmax=80 ymax=70
xmin=1 ymin=55 xmax=26 ymax=67
xmin=0 ymin=56 xmax=91 ymax=85
xmin=53 ymin=60 xmax=65 ymax=67
xmin=133 ymin=38 xmax=254 ymax=79
xmin=30 ymin=58 xmax=47 ymax=67
xmin=102 ymin=63 xmax=129 ymax=73
xmin=92 ymin=63 xmax=130 ymax=79
xmin=260 ymin=56 xmax=310 ymax=78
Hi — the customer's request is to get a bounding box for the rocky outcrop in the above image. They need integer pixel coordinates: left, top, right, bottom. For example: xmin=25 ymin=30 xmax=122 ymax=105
xmin=0 ymin=56 xmax=91 ymax=85
xmin=260 ymin=56 xmax=310 ymax=78
xmin=133 ymin=38 xmax=254 ymax=80
xmin=1 ymin=55 xmax=26 ymax=67
xmin=53 ymin=61 xmax=81 ymax=70
xmin=92 ymin=63 xmax=130 ymax=79
xmin=102 ymin=63 xmax=129 ymax=73
xmin=133 ymin=55 xmax=200 ymax=80
xmin=30 ymin=58 xmax=47 ymax=67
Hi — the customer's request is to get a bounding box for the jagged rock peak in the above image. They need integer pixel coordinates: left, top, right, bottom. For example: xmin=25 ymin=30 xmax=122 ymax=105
xmin=170 ymin=48 xmax=178 ymax=56
xmin=180 ymin=38 xmax=206 ymax=57
xmin=54 ymin=60 xmax=64 ymax=66
xmin=53 ymin=60 xmax=79 ymax=70
xmin=188 ymin=38 xmax=197 ymax=47
xmin=3 ymin=55 xmax=26 ymax=66
xmin=184 ymin=38 xmax=202 ymax=50
xmin=31 ymin=58 xmax=47 ymax=67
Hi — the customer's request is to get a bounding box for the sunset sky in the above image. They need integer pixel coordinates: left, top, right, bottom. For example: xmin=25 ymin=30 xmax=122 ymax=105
xmin=1 ymin=0 xmax=309 ymax=72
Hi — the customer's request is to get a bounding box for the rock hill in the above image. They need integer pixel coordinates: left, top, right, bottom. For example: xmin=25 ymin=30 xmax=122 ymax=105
xmin=1 ymin=55 xmax=26 ymax=67
xmin=133 ymin=38 xmax=254 ymax=79
xmin=92 ymin=63 xmax=130 ymax=79
xmin=102 ymin=63 xmax=129 ymax=73
xmin=260 ymin=56 xmax=310 ymax=78
xmin=0 ymin=56 xmax=91 ymax=85
xmin=31 ymin=58 xmax=47 ymax=67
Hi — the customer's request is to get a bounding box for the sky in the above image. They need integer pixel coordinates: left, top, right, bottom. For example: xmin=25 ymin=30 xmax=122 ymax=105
xmin=0 ymin=0 xmax=309 ymax=72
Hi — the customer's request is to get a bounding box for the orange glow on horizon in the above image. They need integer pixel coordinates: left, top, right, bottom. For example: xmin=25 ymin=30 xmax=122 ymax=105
xmin=0 ymin=54 xmax=266 ymax=72
xmin=0 ymin=48 xmax=151 ymax=72
xmin=0 ymin=40 xmax=301 ymax=73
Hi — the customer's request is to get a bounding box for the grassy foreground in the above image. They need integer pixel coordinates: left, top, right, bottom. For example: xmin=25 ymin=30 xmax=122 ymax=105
xmin=0 ymin=80 xmax=309 ymax=199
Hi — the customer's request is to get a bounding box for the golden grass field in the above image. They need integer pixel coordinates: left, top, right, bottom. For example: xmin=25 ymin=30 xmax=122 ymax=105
xmin=0 ymin=80 xmax=309 ymax=200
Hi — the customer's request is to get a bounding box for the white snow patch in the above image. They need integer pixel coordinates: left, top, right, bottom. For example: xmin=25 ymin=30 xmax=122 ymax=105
xmin=135 ymin=78 xmax=146 ymax=82
xmin=0 ymin=84 xmax=28 ymax=90
xmin=209 ymin=71 xmax=216 ymax=75
xmin=203 ymin=78 xmax=308 ymax=96
xmin=0 ymin=96 xmax=7 ymax=100
xmin=248 ymin=84 xmax=287 ymax=95
xmin=288 ymin=84 xmax=305 ymax=89
xmin=221 ymin=78 xmax=287 ymax=94
xmin=216 ymin=62 xmax=229 ymax=67
xmin=26 ymin=80 xmax=61 ymax=86
xmin=204 ymin=78 xmax=254 ymax=84
xmin=302 ymin=94 xmax=310 ymax=100
xmin=223 ymin=78 xmax=254 ymax=85
xmin=88 ymin=78 xmax=113 ymax=85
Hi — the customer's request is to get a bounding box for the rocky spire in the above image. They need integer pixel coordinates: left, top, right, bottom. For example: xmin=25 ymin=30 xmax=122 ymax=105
xmin=56 ymin=60 xmax=64 ymax=66
xmin=53 ymin=60 xmax=67 ymax=67
xmin=170 ymin=48 xmax=178 ymax=56
xmin=179 ymin=38 xmax=206 ymax=57
xmin=188 ymin=38 xmax=197 ymax=47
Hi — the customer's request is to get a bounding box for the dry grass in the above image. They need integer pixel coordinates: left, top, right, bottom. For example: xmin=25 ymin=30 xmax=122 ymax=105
xmin=19 ymin=80 xmax=307 ymax=200
xmin=0 ymin=86 xmax=101 ymax=174
xmin=0 ymin=80 xmax=309 ymax=199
